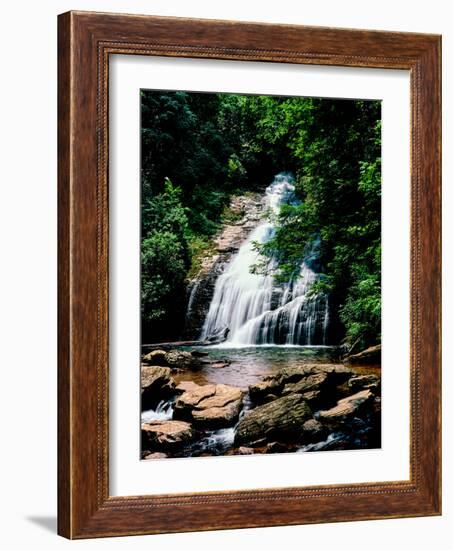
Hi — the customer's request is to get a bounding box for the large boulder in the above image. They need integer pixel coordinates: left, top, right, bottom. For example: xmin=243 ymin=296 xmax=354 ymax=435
xmin=174 ymin=383 xmax=243 ymax=428
xmin=248 ymin=365 xmax=352 ymax=405
xmin=318 ymin=389 xmax=374 ymax=427
xmin=234 ymin=394 xmax=312 ymax=446
xmin=175 ymin=380 xmax=201 ymax=394
xmin=192 ymin=400 xmax=242 ymax=428
xmin=141 ymin=366 xmax=175 ymax=409
xmin=141 ymin=420 xmax=194 ymax=452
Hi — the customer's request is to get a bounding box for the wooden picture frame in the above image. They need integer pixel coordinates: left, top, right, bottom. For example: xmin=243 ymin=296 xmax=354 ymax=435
xmin=58 ymin=10 xmax=441 ymax=539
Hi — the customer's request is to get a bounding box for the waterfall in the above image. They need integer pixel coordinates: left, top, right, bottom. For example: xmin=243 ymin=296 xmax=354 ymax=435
xmin=201 ymin=173 xmax=329 ymax=346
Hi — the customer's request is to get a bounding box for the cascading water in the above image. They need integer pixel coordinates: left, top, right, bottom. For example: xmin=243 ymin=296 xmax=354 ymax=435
xmin=201 ymin=173 xmax=329 ymax=346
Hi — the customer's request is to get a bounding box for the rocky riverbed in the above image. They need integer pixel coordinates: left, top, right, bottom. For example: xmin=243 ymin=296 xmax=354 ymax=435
xmin=141 ymin=346 xmax=381 ymax=459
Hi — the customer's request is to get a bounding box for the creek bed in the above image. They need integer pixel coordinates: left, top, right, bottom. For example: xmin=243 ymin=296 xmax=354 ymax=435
xmin=141 ymin=345 xmax=381 ymax=458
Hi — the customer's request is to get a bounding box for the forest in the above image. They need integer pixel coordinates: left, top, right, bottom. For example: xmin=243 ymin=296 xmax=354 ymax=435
xmin=140 ymin=90 xmax=381 ymax=351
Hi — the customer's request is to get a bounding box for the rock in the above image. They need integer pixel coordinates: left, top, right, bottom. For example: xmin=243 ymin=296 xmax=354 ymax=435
xmin=141 ymin=420 xmax=194 ymax=451
xmin=249 ymin=365 xmax=352 ymax=405
xmin=174 ymin=384 xmax=217 ymax=417
xmin=205 ymin=327 xmax=230 ymax=345
xmin=301 ymin=419 xmax=326 ymax=442
xmin=142 ymin=349 xmax=168 ymax=365
xmin=235 ymin=394 xmax=312 ymax=446
xmin=174 ymin=383 xmax=244 ymax=428
xmin=197 ymin=384 xmax=242 ymax=409
xmin=192 ymin=400 xmax=242 ymax=428
xmin=141 ymin=366 xmax=175 ymax=409
xmin=265 ymin=441 xmax=292 ymax=454
xmin=348 ymin=375 xmax=380 ymax=391
xmin=344 ymin=344 xmax=381 ymax=365
xmin=143 ymin=452 xmax=167 ymax=460
xmin=175 ymin=380 xmax=201 ymax=394
xmin=299 ymin=390 xmax=323 ymax=407
xmin=237 ymin=446 xmax=255 ymax=455
xmin=249 ymin=377 xmax=283 ymax=403
xmin=210 ymin=361 xmax=230 ymax=369
xmin=165 ymin=350 xmax=196 ymax=368
xmin=318 ymin=389 xmax=374 ymax=427
xmin=281 ymin=373 xmax=329 ymax=395
xmin=183 ymin=193 xmax=265 ymax=339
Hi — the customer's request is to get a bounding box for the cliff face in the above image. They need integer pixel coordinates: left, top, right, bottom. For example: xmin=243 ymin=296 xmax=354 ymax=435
xmin=184 ymin=193 xmax=266 ymax=340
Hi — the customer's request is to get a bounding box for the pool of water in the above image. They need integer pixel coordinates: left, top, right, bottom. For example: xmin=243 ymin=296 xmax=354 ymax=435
xmin=173 ymin=345 xmax=343 ymax=388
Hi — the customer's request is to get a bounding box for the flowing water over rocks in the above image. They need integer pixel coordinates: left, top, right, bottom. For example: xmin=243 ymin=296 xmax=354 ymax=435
xmin=201 ymin=174 xmax=329 ymax=346
xmin=141 ymin=346 xmax=381 ymax=458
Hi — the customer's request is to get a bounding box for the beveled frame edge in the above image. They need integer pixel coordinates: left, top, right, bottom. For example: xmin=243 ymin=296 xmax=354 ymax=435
xmin=57 ymin=10 xmax=441 ymax=539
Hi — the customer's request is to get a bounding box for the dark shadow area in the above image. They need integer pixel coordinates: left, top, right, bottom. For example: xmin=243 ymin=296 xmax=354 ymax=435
xmin=26 ymin=516 xmax=57 ymax=534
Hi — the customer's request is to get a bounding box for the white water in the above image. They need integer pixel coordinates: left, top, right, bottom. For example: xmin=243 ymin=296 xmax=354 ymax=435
xmin=201 ymin=174 xmax=329 ymax=346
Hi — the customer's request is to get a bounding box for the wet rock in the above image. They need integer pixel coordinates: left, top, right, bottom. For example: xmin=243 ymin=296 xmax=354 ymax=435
xmin=265 ymin=441 xmax=293 ymax=454
xmin=281 ymin=372 xmax=329 ymax=396
xmin=348 ymin=375 xmax=380 ymax=392
xmin=183 ymin=193 xmax=265 ymax=339
xmin=143 ymin=452 xmax=167 ymax=460
xmin=318 ymin=389 xmax=374 ymax=427
xmin=174 ymin=383 xmax=244 ymax=428
xmin=175 ymin=380 xmax=201 ymax=394
xmin=344 ymin=344 xmax=381 ymax=365
xmin=141 ymin=420 xmax=194 ymax=452
xmin=204 ymin=327 xmax=230 ymax=345
xmin=301 ymin=418 xmax=326 ymax=442
xmin=210 ymin=361 xmax=231 ymax=369
xmin=141 ymin=366 xmax=175 ymax=409
xmin=235 ymin=394 xmax=312 ymax=446
xmin=192 ymin=399 xmax=242 ymax=428
xmin=165 ymin=350 xmax=197 ymax=368
xmin=174 ymin=384 xmax=217 ymax=417
xmin=299 ymin=390 xmax=323 ymax=407
xmin=237 ymin=446 xmax=255 ymax=455
xmin=142 ymin=349 xmax=168 ymax=365
xmin=249 ymin=377 xmax=283 ymax=403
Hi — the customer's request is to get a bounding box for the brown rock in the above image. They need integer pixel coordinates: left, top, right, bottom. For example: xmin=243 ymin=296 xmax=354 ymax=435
xmin=196 ymin=384 xmax=242 ymax=409
xmin=141 ymin=420 xmax=194 ymax=451
xmin=249 ymin=377 xmax=283 ymax=403
xmin=175 ymin=380 xmax=201 ymax=394
xmin=165 ymin=350 xmax=196 ymax=368
xmin=318 ymin=390 xmax=374 ymax=426
xmin=174 ymin=383 xmax=243 ymax=428
xmin=237 ymin=446 xmax=254 ymax=455
xmin=301 ymin=418 xmax=326 ymax=442
xmin=143 ymin=452 xmax=167 ymax=460
xmin=344 ymin=344 xmax=381 ymax=365
xmin=192 ymin=400 xmax=242 ymax=428
xmin=141 ymin=366 xmax=175 ymax=409
xmin=282 ymin=373 xmax=329 ymax=395
xmin=235 ymin=394 xmax=312 ymax=446
xmin=142 ymin=349 xmax=168 ymax=365
xmin=348 ymin=375 xmax=380 ymax=391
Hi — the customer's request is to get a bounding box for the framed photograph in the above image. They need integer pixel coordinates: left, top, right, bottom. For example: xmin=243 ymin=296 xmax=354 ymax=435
xmin=58 ymin=11 xmax=441 ymax=538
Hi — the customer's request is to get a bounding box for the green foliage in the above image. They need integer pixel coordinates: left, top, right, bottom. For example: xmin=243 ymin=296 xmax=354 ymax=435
xmin=141 ymin=179 xmax=190 ymax=339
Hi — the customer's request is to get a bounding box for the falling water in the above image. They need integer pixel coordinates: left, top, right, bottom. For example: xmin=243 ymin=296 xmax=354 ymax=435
xmin=201 ymin=174 xmax=329 ymax=346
